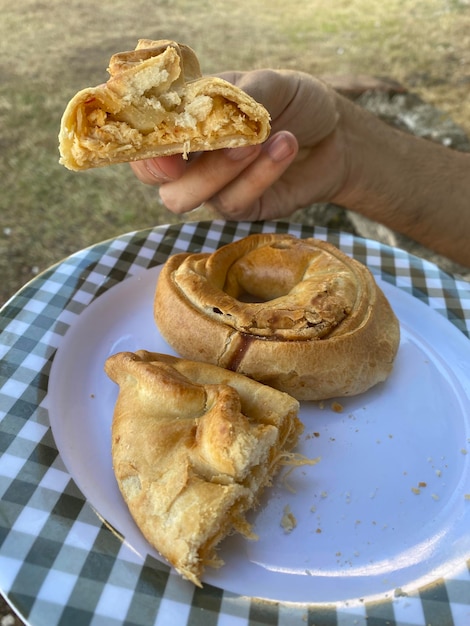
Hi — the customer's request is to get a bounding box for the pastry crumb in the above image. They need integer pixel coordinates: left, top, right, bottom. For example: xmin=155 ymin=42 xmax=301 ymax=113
xmin=281 ymin=505 xmax=297 ymax=533
xmin=394 ymin=587 xmax=408 ymax=597
xmin=182 ymin=140 xmax=191 ymax=159
xmin=331 ymin=401 xmax=344 ymax=413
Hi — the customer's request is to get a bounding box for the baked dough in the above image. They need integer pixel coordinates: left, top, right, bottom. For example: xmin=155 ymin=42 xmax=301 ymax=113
xmin=59 ymin=39 xmax=270 ymax=170
xmin=104 ymin=350 xmax=303 ymax=586
xmin=154 ymin=233 xmax=400 ymax=400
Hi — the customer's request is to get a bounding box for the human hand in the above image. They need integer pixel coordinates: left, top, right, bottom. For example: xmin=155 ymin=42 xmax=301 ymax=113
xmin=131 ymin=69 xmax=348 ymax=220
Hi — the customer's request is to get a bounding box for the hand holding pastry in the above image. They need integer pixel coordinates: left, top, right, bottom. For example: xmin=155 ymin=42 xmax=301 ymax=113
xmin=132 ymin=68 xmax=344 ymax=221
xmin=132 ymin=65 xmax=470 ymax=267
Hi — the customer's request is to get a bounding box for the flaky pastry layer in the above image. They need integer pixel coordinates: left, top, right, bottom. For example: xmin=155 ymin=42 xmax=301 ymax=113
xmin=59 ymin=39 xmax=270 ymax=170
xmin=104 ymin=350 xmax=302 ymax=586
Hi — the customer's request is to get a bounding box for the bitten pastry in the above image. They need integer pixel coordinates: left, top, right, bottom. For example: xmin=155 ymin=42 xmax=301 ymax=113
xmin=104 ymin=350 xmax=303 ymax=586
xmin=59 ymin=39 xmax=270 ymax=170
xmin=154 ymin=233 xmax=400 ymax=400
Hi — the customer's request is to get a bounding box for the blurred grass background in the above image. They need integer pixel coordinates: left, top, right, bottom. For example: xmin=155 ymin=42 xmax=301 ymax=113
xmin=1 ymin=0 xmax=470 ymax=304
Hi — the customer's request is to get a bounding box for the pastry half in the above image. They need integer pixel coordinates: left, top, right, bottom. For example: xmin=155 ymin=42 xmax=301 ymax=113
xmin=59 ymin=39 xmax=271 ymax=170
xmin=104 ymin=350 xmax=302 ymax=586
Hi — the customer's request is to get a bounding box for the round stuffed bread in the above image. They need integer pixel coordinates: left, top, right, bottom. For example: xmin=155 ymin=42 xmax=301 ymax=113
xmin=154 ymin=233 xmax=400 ymax=401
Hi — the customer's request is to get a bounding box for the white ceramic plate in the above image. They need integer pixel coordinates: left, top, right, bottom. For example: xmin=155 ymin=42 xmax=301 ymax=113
xmin=1 ymin=220 xmax=470 ymax=626
xmin=48 ymin=264 xmax=470 ymax=606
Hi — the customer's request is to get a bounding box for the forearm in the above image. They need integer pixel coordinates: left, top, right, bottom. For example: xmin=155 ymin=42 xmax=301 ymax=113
xmin=333 ymin=94 xmax=470 ymax=267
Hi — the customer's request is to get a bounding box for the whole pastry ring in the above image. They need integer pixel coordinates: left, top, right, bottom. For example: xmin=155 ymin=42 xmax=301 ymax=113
xmin=154 ymin=233 xmax=400 ymax=400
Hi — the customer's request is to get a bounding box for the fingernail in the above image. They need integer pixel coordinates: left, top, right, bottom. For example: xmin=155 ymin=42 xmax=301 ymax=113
xmin=144 ymin=159 xmax=173 ymax=182
xmin=224 ymin=144 xmax=259 ymax=161
xmin=266 ymin=134 xmax=296 ymax=162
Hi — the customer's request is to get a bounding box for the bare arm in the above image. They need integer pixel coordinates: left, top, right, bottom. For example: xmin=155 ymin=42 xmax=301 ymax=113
xmin=334 ymin=94 xmax=470 ymax=265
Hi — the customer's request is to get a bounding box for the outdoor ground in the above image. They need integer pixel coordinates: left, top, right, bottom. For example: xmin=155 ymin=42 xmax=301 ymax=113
xmin=1 ymin=0 xmax=470 ymax=305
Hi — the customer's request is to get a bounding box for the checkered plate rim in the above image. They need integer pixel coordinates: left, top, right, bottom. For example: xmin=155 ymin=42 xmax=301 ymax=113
xmin=1 ymin=220 xmax=469 ymax=626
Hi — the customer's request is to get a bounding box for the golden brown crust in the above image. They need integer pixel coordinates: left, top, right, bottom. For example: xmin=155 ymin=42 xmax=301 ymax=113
xmin=58 ymin=39 xmax=270 ymax=170
xmin=154 ymin=234 xmax=400 ymax=400
xmin=104 ymin=350 xmax=301 ymax=586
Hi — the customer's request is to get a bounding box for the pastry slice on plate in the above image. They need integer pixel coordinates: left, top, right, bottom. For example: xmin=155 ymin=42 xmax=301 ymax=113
xmin=59 ymin=39 xmax=270 ymax=170
xmin=104 ymin=350 xmax=303 ymax=586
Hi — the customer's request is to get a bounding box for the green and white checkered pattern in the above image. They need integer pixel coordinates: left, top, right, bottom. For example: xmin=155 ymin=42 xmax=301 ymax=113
xmin=1 ymin=220 xmax=469 ymax=626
